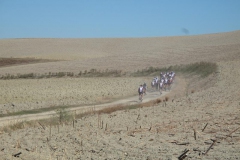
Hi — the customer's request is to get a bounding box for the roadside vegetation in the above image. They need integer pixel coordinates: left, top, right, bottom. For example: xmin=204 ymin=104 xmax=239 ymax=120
xmin=0 ymin=105 xmax=72 ymax=118
xmin=0 ymin=97 xmax=164 ymax=132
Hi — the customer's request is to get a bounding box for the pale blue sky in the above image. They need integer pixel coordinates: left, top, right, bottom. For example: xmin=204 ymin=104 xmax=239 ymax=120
xmin=1 ymin=0 xmax=240 ymax=38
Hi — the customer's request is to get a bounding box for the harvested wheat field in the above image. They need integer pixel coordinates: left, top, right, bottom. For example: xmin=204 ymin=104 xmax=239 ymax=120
xmin=0 ymin=31 xmax=240 ymax=159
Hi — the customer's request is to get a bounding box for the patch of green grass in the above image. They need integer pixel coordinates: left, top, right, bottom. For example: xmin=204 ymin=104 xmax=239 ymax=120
xmin=0 ymin=105 xmax=74 ymax=118
xmin=55 ymin=108 xmax=73 ymax=123
xmin=177 ymin=62 xmax=218 ymax=77
xmin=131 ymin=62 xmax=218 ymax=78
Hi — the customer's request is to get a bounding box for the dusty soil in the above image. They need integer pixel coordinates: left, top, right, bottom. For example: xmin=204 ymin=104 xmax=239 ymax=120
xmin=0 ymin=31 xmax=240 ymax=159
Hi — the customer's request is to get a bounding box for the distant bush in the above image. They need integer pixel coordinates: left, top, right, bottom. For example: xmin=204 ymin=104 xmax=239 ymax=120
xmin=75 ymin=69 xmax=125 ymax=77
xmin=18 ymin=73 xmax=35 ymax=79
xmin=56 ymin=72 xmax=66 ymax=77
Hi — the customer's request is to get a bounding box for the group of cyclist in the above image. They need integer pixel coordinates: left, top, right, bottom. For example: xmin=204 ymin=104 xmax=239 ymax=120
xmin=138 ymin=71 xmax=175 ymax=101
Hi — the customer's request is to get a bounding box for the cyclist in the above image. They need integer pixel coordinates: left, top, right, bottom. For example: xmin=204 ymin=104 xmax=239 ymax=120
xmin=138 ymin=84 xmax=144 ymax=101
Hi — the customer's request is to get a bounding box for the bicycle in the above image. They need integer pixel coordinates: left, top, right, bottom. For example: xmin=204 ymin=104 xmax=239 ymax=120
xmin=139 ymin=92 xmax=143 ymax=102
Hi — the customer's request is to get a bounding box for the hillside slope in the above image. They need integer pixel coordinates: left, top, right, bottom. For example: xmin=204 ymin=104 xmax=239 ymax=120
xmin=0 ymin=31 xmax=239 ymax=75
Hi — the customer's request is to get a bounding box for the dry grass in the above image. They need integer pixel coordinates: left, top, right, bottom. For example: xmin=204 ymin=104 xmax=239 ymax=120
xmin=0 ymin=58 xmax=55 ymax=67
xmin=155 ymin=98 xmax=162 ymax=104
xmin=96 ymin=105 xmax=125 ymax=114
xmin=165 ymin=96 xmax=169 ymax=102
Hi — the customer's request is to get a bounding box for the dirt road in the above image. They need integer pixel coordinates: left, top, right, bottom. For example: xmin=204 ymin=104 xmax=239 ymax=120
xmin=0 ymin=78 xmax=178 ymax=127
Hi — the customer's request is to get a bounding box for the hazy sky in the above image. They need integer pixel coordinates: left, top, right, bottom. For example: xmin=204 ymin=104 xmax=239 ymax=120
xmin=1 ymin=0 xmax=240 ymax=38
